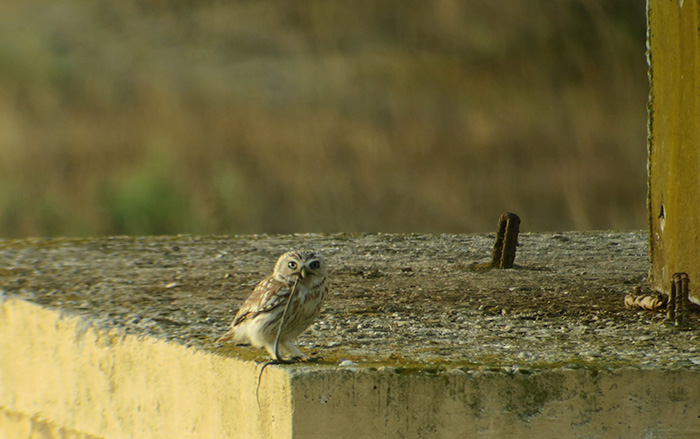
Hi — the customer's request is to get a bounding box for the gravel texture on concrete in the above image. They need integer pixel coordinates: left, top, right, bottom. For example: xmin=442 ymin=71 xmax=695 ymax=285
xmin=1 ymin=231 xmax=699 ymax=371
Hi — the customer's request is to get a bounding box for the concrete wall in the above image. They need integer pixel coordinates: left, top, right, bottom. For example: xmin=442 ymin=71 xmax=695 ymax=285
xmin=647 ymin=0 xmax=700 ymax=302
xmin=289 ymin=366 xmax=700 ymax=439
xmin=0 ymin=298 xmax=293 ymax=439
xmin=2 ymin=295 xmax=700 ymax=439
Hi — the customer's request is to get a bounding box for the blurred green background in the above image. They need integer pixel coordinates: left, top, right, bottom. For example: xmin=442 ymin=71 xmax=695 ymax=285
xmin=0 ymin=0 xmax=648 ymax=237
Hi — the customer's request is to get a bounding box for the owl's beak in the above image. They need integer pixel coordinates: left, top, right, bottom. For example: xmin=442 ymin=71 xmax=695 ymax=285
xmin=300 ymin=267 xmax=309 ymax=279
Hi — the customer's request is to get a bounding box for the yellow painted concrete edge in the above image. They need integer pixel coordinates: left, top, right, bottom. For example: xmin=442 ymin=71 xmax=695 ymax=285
xmin=0 ymin=406 xmax=102 ymax=439
xmin=287 ymin=364 xmax=700 ymax=439
xmin=0 ymin=296 xmax=292 ymax=439
xmin=4 ymin=295 xmax=700 ymax=438
xmin=647 ymin=0 xmax=700 ymax=302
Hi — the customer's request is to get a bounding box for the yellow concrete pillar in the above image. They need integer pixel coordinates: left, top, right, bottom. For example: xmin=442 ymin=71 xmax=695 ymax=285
xmin=647 ymin=0 xmax=700 ymax=303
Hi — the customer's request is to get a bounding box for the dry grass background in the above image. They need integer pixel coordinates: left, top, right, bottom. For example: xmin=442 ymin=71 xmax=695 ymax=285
xmin=0 ymin=0 xmax=648 ymax=237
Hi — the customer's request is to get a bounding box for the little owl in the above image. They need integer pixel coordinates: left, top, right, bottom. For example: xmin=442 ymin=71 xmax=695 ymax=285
xmin=216 ymin=250 xmax=328 ymax=361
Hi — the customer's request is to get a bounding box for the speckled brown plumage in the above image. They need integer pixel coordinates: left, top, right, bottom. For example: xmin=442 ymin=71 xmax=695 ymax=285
xmin=216 ymin=250 xmax=328 ymax=360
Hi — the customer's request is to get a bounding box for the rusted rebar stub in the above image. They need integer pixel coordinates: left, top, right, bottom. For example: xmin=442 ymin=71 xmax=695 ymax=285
xmin=490 ymin=212 xmax=520 ymax=268
xmin=669 ymin=273 xmax=689 ymax=327
xmin=667 ymin=278 xmax=677 ymax=321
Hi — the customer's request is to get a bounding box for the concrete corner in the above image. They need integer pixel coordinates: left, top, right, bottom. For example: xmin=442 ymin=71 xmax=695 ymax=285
xmin=0 ymin=298 xmax=293 ymax=439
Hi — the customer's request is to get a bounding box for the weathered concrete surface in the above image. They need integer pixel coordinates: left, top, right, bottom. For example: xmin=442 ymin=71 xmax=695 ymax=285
xmin=1 ymin=232 xmax=700 ymax=438
xmin=289 ymin=367 xmax=700 ymax=439
xmin=0 ymin=299 xmax=292 ymax=439
xmin=647 ymin=0 xmax=700 ymax=303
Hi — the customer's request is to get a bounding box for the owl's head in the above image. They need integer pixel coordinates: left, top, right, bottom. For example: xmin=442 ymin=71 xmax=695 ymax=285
xmin=272 ymin=250 xmax=327 ymax=286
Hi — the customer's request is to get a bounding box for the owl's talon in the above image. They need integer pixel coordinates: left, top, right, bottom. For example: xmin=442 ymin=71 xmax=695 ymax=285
xmin=273 ymin=355 xmax=318 ymax=364
xmin=269 ymin=358 xmax=296 ymax=365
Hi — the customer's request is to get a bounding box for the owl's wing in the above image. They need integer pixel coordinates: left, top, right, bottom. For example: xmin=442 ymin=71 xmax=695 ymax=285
xmin=232 ymin=277 xmax=291 ymax=327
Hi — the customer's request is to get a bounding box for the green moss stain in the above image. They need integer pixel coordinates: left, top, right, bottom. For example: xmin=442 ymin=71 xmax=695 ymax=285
xmin=503 ymin=373 xmax=567 ymax=421
xmin=0 ymin=236 xmax=95 ymax=250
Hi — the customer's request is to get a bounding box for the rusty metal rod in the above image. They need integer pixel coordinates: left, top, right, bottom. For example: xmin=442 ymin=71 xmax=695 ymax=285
xmin=490 ymin=217 xmax=507 ymax=267
xmin=500 ymin=213 xmax=520 ymax=268
xmin=670 ymin=272 xmax=689 ymax=327
xmin=667 ymin=275 xmax=677 ymax=322
xmin=491 ymin=212 xmax=520 ymax=268
xmin=677 ymin=273 xmax=689 ymax=327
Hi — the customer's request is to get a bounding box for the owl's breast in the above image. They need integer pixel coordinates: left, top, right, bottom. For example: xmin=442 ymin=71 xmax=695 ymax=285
xmin=296 ymin=284 xmax=325 ymax=314
xmin=280 ymin=283 xmax=326 ymax=339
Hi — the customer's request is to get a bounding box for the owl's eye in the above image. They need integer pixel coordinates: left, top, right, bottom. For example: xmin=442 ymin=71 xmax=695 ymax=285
xmin=288 ymin=261 xmax=298 ymax=269
xmin=309 ymin=260 xmax=321 ymax=270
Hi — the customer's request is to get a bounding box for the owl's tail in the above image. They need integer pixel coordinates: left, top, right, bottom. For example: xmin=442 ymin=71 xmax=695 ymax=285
xmin=215 ymin=326 xmax=243 ymax=344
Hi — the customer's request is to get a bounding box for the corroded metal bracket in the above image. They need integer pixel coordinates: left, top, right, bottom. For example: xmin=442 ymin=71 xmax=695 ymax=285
xmin=490 ymin=212 xmax=520 ymax=269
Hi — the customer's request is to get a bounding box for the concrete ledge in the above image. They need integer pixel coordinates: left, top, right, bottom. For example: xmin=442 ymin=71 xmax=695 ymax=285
xmin=1 ymin=232 xmax=700 ymax=438
xmin=0 ymin=298 xmax=291 ymax=439
xmin=0 ymin=406 xmax=100 ymax=439
xmin=290 ymin=367 xmax=700 ymax=438
xmin=3 ymin=298 xmax=700 ymax=439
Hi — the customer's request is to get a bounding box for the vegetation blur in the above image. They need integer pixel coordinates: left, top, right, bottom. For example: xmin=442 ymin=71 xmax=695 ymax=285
xmin=0 ymin=0 xmax=648 ymax=237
